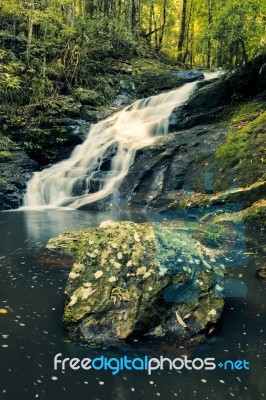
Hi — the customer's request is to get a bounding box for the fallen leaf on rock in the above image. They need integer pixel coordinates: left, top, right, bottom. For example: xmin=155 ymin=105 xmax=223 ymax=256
xmin=208 ymin=326 xmax=215 ymax=334
xmin=175 ymin=312 xmax=187 ymax=328
xmin=134 ymin=232 xmax=140 ymax=242
xmin=116 ymin=325 xmax=121 ymax=337
xmin=123 ymin=310 xmax=128 ymax=321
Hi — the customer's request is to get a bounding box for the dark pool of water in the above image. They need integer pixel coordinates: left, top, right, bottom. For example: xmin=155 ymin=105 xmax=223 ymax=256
xmin=0 ymin=210 xmax=265 ymax=400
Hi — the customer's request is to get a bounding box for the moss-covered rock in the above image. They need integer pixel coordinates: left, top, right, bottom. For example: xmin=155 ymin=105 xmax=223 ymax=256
xmin=196 ymin=223 xmax=226 ymax=249
xmin=215 ymin=110 xmax=266 ymax=190
xmin=74 ymin=88 xmax=106 ymax=106
xmin=47 ymin=220 xmax=224 ymax=347
xmin=242 ymin=199 xmax=266 ymax=228
xmin=213 ymin=181 xmax=266 ymax=209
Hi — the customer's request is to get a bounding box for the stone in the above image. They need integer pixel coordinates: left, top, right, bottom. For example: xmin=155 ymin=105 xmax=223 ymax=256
xmin=0 ymin=148 xmax=38 ymax=210
xmin=74 ymin=88 xmax=105 ymax=106
xmin=47 ymin=221 xmax=224 ymax=347
xmin=255 ymin=266 xmax=266 ymax=283
xmin=118 ymin=124 xmax=227 ymax=210
xmin=123 ymin=70 xmax=204 ymax=98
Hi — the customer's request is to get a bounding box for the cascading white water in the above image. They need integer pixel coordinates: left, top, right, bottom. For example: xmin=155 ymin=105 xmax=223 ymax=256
xmin=23 ymin=71 xmax=221 ymax=210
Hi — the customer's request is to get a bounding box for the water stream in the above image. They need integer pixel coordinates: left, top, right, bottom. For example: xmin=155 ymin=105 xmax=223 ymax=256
xmin=23 ymin=72 xmax=220 ymax=210
xmin=0 ymin=210 xmax=265 ymax=400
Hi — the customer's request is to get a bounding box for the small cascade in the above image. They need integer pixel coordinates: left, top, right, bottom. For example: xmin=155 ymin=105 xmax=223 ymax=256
xmin=23 ymin=71 xmax=221 ymax=209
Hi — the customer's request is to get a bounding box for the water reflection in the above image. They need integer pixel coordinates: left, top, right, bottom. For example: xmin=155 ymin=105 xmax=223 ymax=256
xmin=21 ymin=209 xmax=148 ymax=244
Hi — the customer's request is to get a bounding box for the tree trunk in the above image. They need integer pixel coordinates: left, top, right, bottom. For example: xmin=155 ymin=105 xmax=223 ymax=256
xmin=65 ymin=1 xmax=75 ymax=27
xmin=132 ymin=0 xmax=139 ymax=31
xmin=189 ymin=20 xmax=194 ymax=68
xmin=183 ymin=0 xmax=193 ymax=64
xmin=152 ymin=3 xmax=158 ymax=49
xmin=206 ymin=0 xmax=212 ymax=68
xmin=103 ymin=0 xmax=109 ymax=16
xmin=158 ymin=0 xmax=167 ymax=51
xmin=148 ymin=0 xmax=154 ymax=43
xmin=78 ymin=0 xmax=84 ymax=16
xmin=117 ymin=0 xmax=122 ymax=20
xmin=26 ymin=0 xmax=34 ymax=65
xmin=86 ymin=0 xmax=94 ymax=16
xmin=177 ymin=0 xmax=187 ymax=64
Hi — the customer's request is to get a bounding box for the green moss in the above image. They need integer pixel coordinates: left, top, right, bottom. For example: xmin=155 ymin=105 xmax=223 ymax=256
xmin=230 ymin=101 xmax=265 ymax=124
xmin=0 ymin=135 xmax=16 ymax=151
xmin=0 ymin=150 xmax=12 ymax=159
xmin=216 ymin=110 xmax=266 ymax=166
xmin=215 ymin=110 xmax=266 ymax=190
xmin=131 ymin=57 xmax=172 ymax=74
xmin=63 ymin=307 xmax=78 ymax=324
xmin=196 ymin=223 xmax=226 ymax=248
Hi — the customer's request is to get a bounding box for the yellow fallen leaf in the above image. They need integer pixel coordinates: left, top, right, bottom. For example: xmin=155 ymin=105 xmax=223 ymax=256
xmin=175 ymin=312 xmax=187 ymax=328
xmin=0 ymin=309 xmax=8 ymax=314
xmin=208 ymin=326 xmax=215 ymax=334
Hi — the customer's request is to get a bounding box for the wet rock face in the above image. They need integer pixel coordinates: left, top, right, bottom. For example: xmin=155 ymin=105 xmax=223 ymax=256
xmin=118 ymin=124 xmax=227 ymax=210
xmin=47 ymin=220 xmax=224 ymax=347
xmin=170 ymin=53 xmax=266 ymax=133
xmin=112 ymin=70 xmax=205 ymax=105
xmin=0 ymin=149 xmax=37 ymax=210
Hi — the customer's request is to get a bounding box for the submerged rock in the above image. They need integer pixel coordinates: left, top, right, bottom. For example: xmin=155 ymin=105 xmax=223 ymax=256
xmin=255 ymin=266 xmax=266 ymax=283
xmin=47 ymin=220 xmax=224 ymax=347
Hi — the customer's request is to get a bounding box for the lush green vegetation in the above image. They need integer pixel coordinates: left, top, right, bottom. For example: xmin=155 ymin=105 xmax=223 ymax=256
xmin=0 ymin=0 xmax=265 ymax=105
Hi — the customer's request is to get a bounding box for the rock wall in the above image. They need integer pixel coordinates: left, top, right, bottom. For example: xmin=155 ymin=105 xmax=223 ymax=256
xmin=0 ymin=147 xmax=37 ymax=210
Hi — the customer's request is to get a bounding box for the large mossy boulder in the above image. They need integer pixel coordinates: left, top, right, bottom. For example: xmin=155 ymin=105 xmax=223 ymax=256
xmin=47 ymin=220 xmax=224 ymax=347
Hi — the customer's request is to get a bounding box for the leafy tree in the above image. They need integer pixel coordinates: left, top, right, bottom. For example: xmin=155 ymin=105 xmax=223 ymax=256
xmin=0 ymin=0 xmax=265 ymax=105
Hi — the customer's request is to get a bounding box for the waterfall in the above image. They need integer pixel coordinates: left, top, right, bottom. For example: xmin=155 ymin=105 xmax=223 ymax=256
xmin=22 ymin=71 xmax=221 ymax=210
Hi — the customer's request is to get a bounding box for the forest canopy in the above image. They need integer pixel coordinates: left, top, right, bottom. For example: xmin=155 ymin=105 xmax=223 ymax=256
xmin=0 ymin=0 xmax=265 ymax=104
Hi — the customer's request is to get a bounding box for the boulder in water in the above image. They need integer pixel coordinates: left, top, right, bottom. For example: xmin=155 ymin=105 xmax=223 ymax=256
xmin=47 ymin=220 xmax=224 ymax=347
